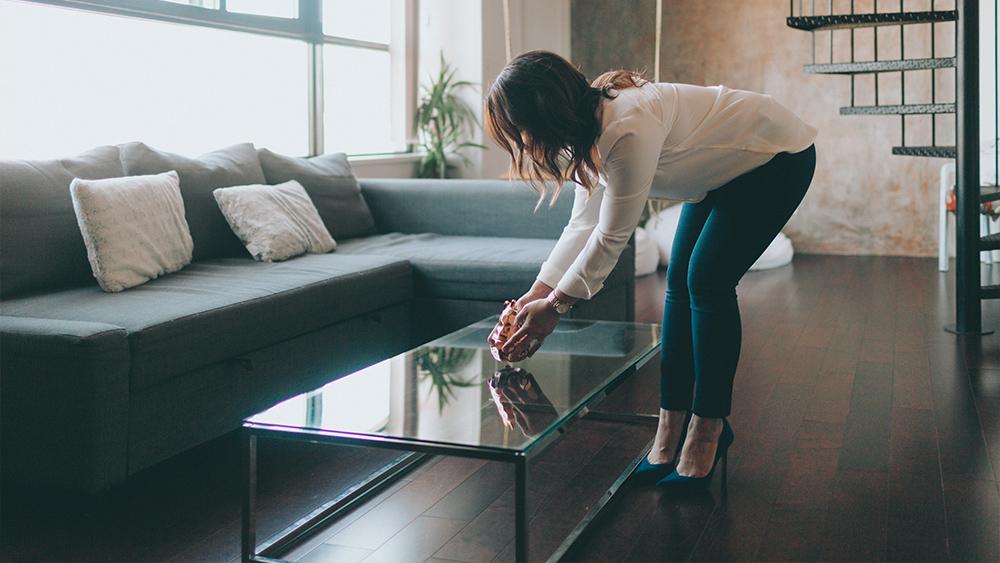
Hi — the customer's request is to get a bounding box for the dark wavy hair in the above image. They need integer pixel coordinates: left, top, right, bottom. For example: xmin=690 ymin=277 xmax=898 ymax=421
xmin=485 ymin=50 xmax=646 ymax=209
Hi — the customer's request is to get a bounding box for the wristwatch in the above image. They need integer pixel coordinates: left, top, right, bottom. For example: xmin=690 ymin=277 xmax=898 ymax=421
xmin=546 ymin=291 xmax=573 ymax=315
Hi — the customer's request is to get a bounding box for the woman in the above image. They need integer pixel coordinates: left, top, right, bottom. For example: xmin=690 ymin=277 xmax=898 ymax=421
xmin=485 ymin=51 xmax=817 ymax=493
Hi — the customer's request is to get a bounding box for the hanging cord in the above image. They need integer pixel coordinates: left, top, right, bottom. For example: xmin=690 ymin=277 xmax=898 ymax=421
xmin=503 ymin=0 xmax=512 ymax=63
xmin=654 ymin=0 xmax=662 ymax=82
xmin=647 ymin=1 xmax=668 ymax=220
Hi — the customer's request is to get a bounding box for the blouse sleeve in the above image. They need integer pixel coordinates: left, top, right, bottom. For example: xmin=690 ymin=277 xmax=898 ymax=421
xmin=535 ymin=181 xmax=605 ymax=288
xmin=554 ymin=127 xmax=662 ymax=300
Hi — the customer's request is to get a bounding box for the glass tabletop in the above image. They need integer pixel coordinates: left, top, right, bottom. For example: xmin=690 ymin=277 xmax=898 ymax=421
xmin=246 ymin=316 xmax=660 ymax=455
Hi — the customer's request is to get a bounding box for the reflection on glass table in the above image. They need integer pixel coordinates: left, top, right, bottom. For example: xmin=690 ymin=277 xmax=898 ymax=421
xmin=487 ymin=366 xmax=559 ymax=438
xmin=247 ymin=316 xmax=659 ymax=455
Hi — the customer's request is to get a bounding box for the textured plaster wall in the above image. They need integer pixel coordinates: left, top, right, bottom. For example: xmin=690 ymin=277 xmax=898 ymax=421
xmin=572 ymin=0 xmax=958 ymax=256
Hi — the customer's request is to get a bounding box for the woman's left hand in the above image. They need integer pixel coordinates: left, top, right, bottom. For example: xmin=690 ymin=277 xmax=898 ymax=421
xmin=500 ymin=298 xmax=560 ymax=360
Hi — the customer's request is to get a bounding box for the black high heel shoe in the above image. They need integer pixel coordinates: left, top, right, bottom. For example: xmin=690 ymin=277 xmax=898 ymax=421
xmin=656 ymin=417 xmax=733 ymax=493
xmin=633 ymin=411 xmax=692 ymax=483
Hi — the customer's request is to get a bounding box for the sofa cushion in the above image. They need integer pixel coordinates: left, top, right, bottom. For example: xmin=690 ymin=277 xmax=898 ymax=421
xmin=336 ymin=232 xmax=631 ymax=301
xmin=0 ymin=253 xmax=413 ymax=390
xmin=214 ymin=180 xmax=336 ymax=262
xmin=120 ymin=142 xmax=267 ymax=261
xmin=0 ymin=145 xmax=125 ymax=298
xmin=71 ymin=171 xmax=194 ymax=292
xmin=258 ymin=149 xmax=376 ymax=240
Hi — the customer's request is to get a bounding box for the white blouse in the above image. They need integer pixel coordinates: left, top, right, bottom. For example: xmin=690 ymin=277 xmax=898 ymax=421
xmin=537 ymin=81 xmax=818 ymax=300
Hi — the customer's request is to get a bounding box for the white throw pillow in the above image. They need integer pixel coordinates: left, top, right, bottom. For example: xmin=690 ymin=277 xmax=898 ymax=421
xmin=70 ymin=171 xmax=193 ymax=293
xmin=213 ymin=180 xmax=336 ymax=262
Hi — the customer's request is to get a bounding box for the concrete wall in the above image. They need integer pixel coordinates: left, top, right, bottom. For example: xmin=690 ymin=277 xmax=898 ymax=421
xmin=571 ymin=0 xmax=978 ymax=257
xmin=571 ymin=0 xmax=657 ymax=79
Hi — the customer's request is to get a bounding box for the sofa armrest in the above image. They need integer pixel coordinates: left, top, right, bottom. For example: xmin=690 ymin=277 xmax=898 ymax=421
xmin=0 ymin=316 xmax=131 ymax=494
xmin=358 ymin=178 xmax=575 ymax=239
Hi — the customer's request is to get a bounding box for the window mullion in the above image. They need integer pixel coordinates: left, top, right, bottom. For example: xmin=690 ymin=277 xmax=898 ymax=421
xmin=308 ymin=43 xmax=325 ymax=156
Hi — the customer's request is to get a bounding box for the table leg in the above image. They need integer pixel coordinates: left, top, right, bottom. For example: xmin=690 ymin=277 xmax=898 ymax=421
xmin=515 ymin=455 xmax=528 ymax=562
xmin=242 ymin=431 xmax=258 ymax=563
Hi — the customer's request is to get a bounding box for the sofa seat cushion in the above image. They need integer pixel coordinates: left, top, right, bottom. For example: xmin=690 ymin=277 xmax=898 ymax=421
xmin=0 ymin=254 xmax=413 ymax=390
xmin=336 ymin=233 xmax=631 ymax=301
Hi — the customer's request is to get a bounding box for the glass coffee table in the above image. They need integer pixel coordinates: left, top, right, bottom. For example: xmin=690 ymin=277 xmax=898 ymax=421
xmin=241 ymin=316 xmax=660 ymax=562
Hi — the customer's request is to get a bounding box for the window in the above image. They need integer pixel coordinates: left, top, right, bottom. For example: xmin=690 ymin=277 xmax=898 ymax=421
xmin=324 ymin=46 xmax=395 ymax=155
xmin=323 ymin=0 xmax=391 ymax=43
xmin=0 ymin=0 xmax=413 ymax=159
xmin=0 ymin=1 xmax=308 ymax=159
xmin=321 ymin=0 xmax=407 ymax=154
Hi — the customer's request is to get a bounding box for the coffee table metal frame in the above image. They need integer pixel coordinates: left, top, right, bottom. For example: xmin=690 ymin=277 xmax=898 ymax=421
xmin=241 ymin=335 xmax=659 ymax=563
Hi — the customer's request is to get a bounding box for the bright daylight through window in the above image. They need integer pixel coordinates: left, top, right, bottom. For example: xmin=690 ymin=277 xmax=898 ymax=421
xmin=0 ymin=0 xmax=406 ymax=159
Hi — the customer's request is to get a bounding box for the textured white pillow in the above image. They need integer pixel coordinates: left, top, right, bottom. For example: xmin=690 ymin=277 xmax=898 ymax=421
xmin=70 ymin=170 xmax=193 ymax=293
xmin=213 ymin=180 xmax=336 ymax=262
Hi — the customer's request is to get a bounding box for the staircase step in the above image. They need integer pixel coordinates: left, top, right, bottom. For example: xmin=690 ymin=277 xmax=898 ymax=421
xmin=982 ymin=233 xmax=1000 ymax=251
xmin=892 ymin=146 xmax=956 ymax=158
xmin=805 ymin=57 xmax=955 ymax=74
xmin=787 ymin=10 xmax=957 ymax=31
xmin=981 ymin=285 xmax=1000 ymax=299
xmin=841 ymin=103 xmax=955 ymax=115
xmin=982 ymin=185 xmax=1000 ymax=203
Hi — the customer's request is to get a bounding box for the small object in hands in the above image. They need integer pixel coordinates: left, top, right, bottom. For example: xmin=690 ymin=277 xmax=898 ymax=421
xmin=488 ymin=365 xmax=530 ymax=389
xmin=488 ymin=299 xmax=522 ymax=362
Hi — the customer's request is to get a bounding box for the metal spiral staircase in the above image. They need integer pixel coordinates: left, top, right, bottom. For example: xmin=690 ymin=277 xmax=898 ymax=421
xmin=787 ymin=0 xmax=998 ymax=334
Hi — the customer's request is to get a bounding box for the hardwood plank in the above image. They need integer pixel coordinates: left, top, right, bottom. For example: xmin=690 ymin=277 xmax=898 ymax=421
xmin=886 ymin=407 xmax=949 ymax=561
xmin=816 ymin=469 xmax=888 ymax=561
xmin=296 ymin=544 xmax=371 ymax=563
xmin=942 ymin=477 xmax=1000 ymax=561
xmin=838 ymin=362 xmax=893 ymax=471
xmin=424 ymin=462 xmax=512 ymax=521
xmin=432 ymin=505 xmax=513 ymax=563
xmin=326 ymin=458 xmax=484 ymax=550
xmin=976 ymin=397 xmax=1000 ymax=482
xmin=624 ymin=492 xmax=718 ymax=562
xmin=361 ymin=516 xmax=466 ymax=563
xmin=754 ymin=507 xmax=826 ymax=561
xmin=892 ymin=349 xmax=934 ymax=410
xmin=772 ymin=447 xmax=840 ymax=508
xmin=927 ymin=363 xmax=995 ymax=479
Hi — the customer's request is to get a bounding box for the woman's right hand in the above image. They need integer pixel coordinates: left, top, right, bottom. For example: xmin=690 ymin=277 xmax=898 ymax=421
xmin=516 ymin=280 xmax=554 ymax=310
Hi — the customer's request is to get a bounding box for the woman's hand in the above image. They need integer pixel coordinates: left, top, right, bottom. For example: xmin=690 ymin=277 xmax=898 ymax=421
xmin=500 ymin=298 xmax=560 ymax=360
xmin=515 ymin=280 xmax=553 ymax=310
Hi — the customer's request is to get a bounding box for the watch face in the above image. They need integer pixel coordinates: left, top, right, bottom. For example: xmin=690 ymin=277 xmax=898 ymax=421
xmin=556 ymin=302 xmax=570 ymax=314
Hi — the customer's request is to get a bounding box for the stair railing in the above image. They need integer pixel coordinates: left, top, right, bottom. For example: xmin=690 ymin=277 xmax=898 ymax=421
xmin=788 ymin=0 xmax=997 ymax=334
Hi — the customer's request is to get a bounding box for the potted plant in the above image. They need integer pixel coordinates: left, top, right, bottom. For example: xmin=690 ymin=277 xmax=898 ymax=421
xmin=414 ymin=53 xmax=486 ymax=178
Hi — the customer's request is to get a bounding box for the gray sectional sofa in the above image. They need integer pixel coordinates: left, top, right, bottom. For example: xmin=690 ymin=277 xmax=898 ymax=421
xmin=0 ymin=143 xmax=635 ymax=495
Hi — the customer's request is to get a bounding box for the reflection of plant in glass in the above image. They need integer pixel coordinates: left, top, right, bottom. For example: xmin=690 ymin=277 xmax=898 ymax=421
xmin=414 ymin=347 xmax=477 ymax=412
xmin=414 ymin=52 xmax=486 ymax=179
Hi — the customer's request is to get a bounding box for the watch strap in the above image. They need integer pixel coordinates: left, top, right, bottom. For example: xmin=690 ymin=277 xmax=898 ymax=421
xmin=546 ymin=291 xmax=573 ymax=314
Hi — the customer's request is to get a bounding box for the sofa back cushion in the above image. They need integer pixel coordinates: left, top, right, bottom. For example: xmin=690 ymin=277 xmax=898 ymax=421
xmin=0 ymin=145 xmax=125 ymax=298
xmin=120 ymin=142 xmax=266 ymax=261
xmin=358 ymin=179 xmax=575 ymax=239
xmin=257 ymin=149 xmax=375 ymax=240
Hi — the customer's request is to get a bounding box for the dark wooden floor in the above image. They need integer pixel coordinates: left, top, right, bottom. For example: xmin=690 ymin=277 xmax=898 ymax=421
xmin=2 ymin=255 xmax=998 ymax=562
